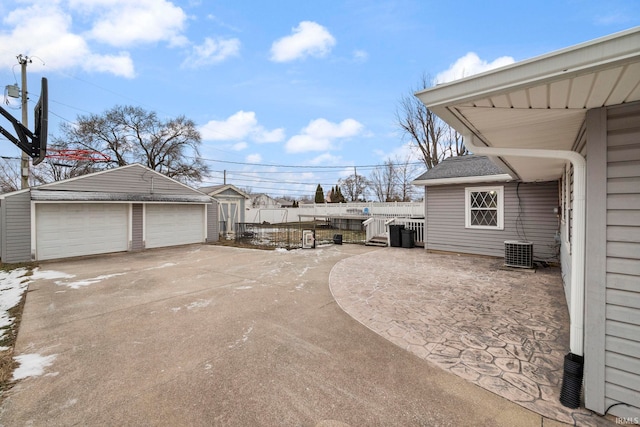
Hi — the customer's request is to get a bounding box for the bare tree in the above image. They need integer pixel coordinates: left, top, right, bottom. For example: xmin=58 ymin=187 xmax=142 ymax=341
xmin=56 ymin=105 xmax=209 ymax=185
xmin=370 ymin=160 xmax=399 ymax=202
xmin=0 ymin=158 xmax=21 ymax=193
xmin=340 ymin=173 xmax=371 ymax=202
xmin=395 ymin=156 xmax=421 ymax=202
xmin=396 ymin=74 xmax=466 ymax=169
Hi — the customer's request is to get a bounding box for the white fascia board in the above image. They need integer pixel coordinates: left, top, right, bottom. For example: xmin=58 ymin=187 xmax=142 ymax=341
xmin=0 ymin=188 xmax=31 ymax=199
xmin=412 ymin=173 xmax=513 ymax=187
xmin=416 ymin=27 xmax=640 ymax=109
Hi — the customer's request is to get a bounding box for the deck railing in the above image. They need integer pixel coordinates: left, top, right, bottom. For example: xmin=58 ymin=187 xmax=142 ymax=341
xmin=364 ymin=217 xmax=425 ymax=246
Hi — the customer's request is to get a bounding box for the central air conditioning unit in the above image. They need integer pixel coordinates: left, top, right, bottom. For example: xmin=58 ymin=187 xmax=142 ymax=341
xmin=504 ymin=241 xmax=533 ymax=268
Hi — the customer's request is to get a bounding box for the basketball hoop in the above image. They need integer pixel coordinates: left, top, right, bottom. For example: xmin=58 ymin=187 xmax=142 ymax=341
xmin=46 ymin=148 xmax=111 ymax=162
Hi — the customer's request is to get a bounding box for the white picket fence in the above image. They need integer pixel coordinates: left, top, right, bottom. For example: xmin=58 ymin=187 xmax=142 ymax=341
xmin=245 ymin=202 xmax=423 ymax=224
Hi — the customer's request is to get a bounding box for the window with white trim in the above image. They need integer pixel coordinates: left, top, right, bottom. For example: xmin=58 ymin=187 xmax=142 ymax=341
xmin=465 ymin=186 xmax=504 ymax=230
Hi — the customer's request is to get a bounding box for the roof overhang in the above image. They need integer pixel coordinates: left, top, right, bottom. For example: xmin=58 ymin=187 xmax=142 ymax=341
xmin=416 ymin=27 xmax=640 ymax=182
xmin=412 ymin=173 xmax=513 ymax=187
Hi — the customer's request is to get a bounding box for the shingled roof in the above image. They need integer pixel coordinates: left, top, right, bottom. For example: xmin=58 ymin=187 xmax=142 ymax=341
xmin=412 ymin=155 xmax=513 ymax=186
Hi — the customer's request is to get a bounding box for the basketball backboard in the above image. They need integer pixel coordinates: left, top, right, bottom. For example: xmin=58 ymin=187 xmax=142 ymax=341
xmin=0 ymin=77 xmax=48 ymax=164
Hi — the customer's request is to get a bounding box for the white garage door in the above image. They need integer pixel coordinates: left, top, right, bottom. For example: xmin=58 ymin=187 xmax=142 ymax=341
xmin=36 ymin=203 xmax=128 ymax=261
xmin=145 ymin=204 xmax=205 ymax=249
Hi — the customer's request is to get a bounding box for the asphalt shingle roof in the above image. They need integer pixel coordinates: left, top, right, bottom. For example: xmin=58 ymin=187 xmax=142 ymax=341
xmin=413 ymin=155 xmax=507 ymax=181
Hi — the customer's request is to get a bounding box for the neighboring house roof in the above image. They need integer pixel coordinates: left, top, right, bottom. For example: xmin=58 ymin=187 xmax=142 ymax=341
xmin=415 ymin=27 xmax=640 ymax=182
xmin=412 ymin=155 xmax=513 ymax=186
xmin=199 ymin=184 xmax=249 ymax=199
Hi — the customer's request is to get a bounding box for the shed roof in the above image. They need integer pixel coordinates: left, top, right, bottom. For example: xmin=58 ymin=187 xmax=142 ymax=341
xmin=199 ymin=184 xmax=249 ymax=198
xmin=412 ymin=155 xmax=513 ymax=186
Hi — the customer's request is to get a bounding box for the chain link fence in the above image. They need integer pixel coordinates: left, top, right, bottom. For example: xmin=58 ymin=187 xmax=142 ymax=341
xmin=234 ymin=221 xmax=366 ymax=249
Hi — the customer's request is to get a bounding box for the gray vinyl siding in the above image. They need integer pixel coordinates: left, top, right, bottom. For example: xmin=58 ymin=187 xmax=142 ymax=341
xmin=37 ymin=164 xmax=202 ymax=196
xmin=206 ymin=200 xmax=219 ymax=243
xmin=425 ymin=181 xmax=559 ymax=261
xmin=131 ymin=204 xmax=144 ymax=250
xmin=1 ymin=192 xmax=32 ymax=263
xmin=604 ymin=102 xmax=640 ymax=419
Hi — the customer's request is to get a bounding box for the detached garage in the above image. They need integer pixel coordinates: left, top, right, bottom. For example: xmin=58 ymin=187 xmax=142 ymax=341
xmin=0 ymin=164 xmax=219 ymax=263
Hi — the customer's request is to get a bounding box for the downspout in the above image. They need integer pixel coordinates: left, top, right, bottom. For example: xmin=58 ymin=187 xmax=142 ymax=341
xmin=463 ymin=133 xmax=586 ymax=358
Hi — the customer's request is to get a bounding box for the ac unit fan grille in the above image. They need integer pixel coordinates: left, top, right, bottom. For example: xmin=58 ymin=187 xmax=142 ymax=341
xmin=504 ymin=241 xmax=533 ymax=268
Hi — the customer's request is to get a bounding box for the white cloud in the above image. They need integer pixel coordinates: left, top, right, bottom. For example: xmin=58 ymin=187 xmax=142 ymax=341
xmin=231 ymin=142 xmax=248 ymax=151
xmin=353 ymin=50 xmax=369 ymax=62
xmin=246 ymin=153 xmax=262 ymax=164
xmin=309 ymin=153 xmax=343 ymax=165
xmin=435 ymin=52 xmax=515 ymax=84
xmin=270 ymin=21 xmax=336 ymax=62
xmin=285 ymin=118 xmax=363 ymax=153
xmin=199 ymin=111 xmax=285 ymax=143
xmin=0 ymin=3 xmax=135 ymax=77
xmin=74 ymin=0 xmax=189 ymax=48
xmin=181 ymin=36 xmax=240 ymax=68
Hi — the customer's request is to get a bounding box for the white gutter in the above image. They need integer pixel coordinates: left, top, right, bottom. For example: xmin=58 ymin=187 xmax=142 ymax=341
xmin=464 ymin=133 xmax=586 ymax=356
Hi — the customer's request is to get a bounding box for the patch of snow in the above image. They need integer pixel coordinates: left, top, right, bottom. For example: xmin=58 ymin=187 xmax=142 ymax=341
xmin=298 ymin=266 xmax=310 ymax=277
xmin=0 ymin=268 xmax=30 ymax=341
xmin=234 ymin=286 xmax=253 ymax=290
xmin=144 ymin=263 xmax=176 ymax=271
xmin=12 ymin=353 xmax=57 ymax=380
xmin=30 ymin=269 xmax=75 ymax=281
xmin=55 ymin=273 xmax=126 ymax=289
xmin=187 ymin=299 xmax=211 ymax=310
xmin=228 ymin=323 xmax=255 ymax=349
xmin=274 ymin=248 xmax=288 ymax=253
xmin=295 ymin=283 xmax=306 ymax=291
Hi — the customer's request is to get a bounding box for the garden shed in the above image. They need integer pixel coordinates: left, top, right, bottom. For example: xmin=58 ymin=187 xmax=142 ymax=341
xmin=0 ymin=163 xmax=218 ymax=263
xmin=199 ymin=184 xmax=249 ymax=236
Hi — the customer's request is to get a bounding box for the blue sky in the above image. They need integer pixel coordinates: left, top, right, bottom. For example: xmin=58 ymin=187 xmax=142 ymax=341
xmin=0 ymin=0 xmax=638 ymax=199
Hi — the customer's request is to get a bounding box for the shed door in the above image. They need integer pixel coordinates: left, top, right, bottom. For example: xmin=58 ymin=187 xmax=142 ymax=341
xmin=36 ymin=203 xmax=128 ymax=261
xmin=145 ymin=204 xmax=205 ymax=248
xmin=220 ymin=201 xmax=239 ymax=233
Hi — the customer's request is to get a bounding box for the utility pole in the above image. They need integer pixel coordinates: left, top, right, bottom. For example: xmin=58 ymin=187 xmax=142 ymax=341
xmin=354 ymin=166 xmax=358 ymax=202
xmin=18 ymin=54 xmax=32 ymax=189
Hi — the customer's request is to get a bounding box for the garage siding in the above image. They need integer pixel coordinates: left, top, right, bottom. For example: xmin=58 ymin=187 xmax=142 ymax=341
xmin=0 ymin=191 xmax=31 ymax=263
xmin=207 ymin=200 xmax=219 ymax=243
xmin=426 ymin=181 xmax=559 ymax=261
xmin=132 ymin=204 xmax=144 ymax=250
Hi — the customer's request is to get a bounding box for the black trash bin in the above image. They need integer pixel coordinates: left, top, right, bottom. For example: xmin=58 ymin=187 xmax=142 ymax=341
xmin=389 ymin=225 xmax=404 ymax=247
xmin=401 ymin=228 xmax=415 ymax=248
xmin=333 ymin=234 xmax=343 ymax=245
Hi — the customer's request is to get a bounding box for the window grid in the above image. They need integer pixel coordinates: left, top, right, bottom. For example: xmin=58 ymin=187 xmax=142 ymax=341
xmin=465 ymin=186 xmax=503 ymax=230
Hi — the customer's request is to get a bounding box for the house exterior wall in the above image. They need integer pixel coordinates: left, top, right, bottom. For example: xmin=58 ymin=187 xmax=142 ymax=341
xmin=425 ymin=181 xmax=559 ymax=261
xmin=585 ymin=102 xmax=640 ymax=419
xmin=0 ymin=191 xmax=31 ymax=263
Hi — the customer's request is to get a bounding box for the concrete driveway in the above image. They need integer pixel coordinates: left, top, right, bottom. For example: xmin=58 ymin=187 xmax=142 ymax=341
xmin=1 ymin=244 xmax=582 ymax=426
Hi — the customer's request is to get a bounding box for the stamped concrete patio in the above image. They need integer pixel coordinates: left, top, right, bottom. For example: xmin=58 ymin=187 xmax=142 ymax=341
xmin=329 ymin=248 xmax=612 ymax=427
